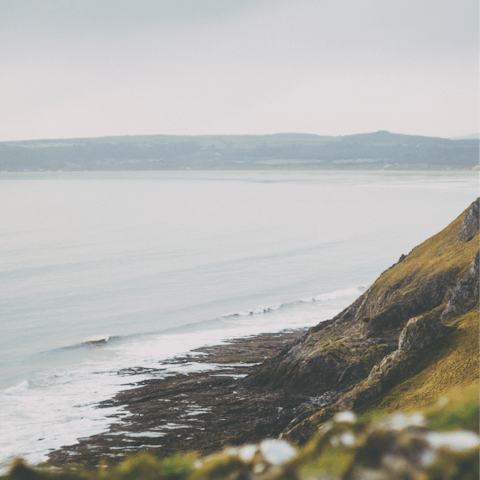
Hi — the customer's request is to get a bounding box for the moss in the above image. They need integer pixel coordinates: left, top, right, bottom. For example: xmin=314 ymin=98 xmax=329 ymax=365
xmin=297 ymin=444 xmax=355 ymax=477
xmin=6 ymin=460 xmax=87 ymax=480
xmin=361 ymin=208 xmax=478 ymax=332
xmin=106 ymin=454 xmax=166 ymax=480
xmin=4 ymin=453 xmax=196 ymax=480
xmin=189 ymin=455 xmax=244 ymax=480
xmin=356 ymin=308 xmax=479 ymax=417
xmin=426 ymin=384 xmax=479 ymax=433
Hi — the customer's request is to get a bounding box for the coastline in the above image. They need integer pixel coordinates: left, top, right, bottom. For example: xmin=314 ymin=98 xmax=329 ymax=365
xmin=0 ymin=169 xmax=478 ymax=175
xmin=45 ymin=329 xmax=309 ymax=470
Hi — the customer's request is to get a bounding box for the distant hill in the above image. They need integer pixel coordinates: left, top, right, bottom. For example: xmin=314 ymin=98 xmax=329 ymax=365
xmin=450 ymin=133 xmax=479 ymax=140
xmin=0 ymin=131 xmax=478 ymax=171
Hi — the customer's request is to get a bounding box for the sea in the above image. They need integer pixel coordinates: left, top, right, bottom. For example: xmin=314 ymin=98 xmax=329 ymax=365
xmin=0 ymin=170 xmax=478 ymax=470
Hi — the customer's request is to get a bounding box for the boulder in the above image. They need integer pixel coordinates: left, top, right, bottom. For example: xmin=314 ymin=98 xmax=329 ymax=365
xmin=398 ymin=311 xmax=447 ymax=351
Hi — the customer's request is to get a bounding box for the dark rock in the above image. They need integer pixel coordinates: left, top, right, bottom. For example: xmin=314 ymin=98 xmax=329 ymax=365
xmin=45 ymin=330 xmax=309 ymax=469
xmin=441 ymin=250 xmax=479 ymax=321
xmin=398 ymin=308 xmax=447 ymax=351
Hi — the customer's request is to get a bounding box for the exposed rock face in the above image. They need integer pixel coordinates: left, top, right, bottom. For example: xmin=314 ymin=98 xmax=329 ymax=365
xmin=458 ymin=197 xmax=479 ymax=242
xmin=398 ymin=308 xmax=447 ymax=351
xmin=441 ymin=250 xmax=479 ymax=321
xmin=242 ymin=199 xmax=480 ymax=444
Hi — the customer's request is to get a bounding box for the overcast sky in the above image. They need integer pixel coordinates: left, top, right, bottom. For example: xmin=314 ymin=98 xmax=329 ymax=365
xmin=0 ymin=0 xmax=477 ymax=141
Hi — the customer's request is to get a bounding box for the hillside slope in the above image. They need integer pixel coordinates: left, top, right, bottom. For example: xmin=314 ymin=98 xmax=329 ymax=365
xmin=244 ymin=198 xmax=479 ymax=443
xmin=1 ymin=131 xmax=477 ymax=171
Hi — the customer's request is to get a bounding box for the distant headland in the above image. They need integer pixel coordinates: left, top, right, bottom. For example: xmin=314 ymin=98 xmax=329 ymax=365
xmin=1 ymin=131 xmax=478 ymax=172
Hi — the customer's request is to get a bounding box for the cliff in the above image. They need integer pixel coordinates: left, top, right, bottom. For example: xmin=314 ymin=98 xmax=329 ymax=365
xmin=243 ymin=198 xmax=479 ymax=443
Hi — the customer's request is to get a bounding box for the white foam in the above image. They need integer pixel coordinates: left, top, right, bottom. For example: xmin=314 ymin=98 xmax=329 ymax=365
xmin=300 ymin=297 xmax=314 ymax=303
xmin=83 ymin=334 xmax=113 ymax=344
xmin=2 ymin=380 xmax=29 ymax=395
xmin=124 ymin=432 xmax=166 ymax=438
xmin=0 ymin=367 xmax=131 ymax=473
xmin=0 ymin=285 xmax=363 ymax=473
xmin=314 ymin=286 xmax=365 ymax=302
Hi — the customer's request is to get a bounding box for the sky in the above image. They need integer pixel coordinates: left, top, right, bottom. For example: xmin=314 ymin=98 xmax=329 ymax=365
xmin=0 ymin=0 xmax=478 ymax=141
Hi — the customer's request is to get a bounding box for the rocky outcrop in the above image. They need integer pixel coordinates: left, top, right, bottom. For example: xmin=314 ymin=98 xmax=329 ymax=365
xmin=441 ymin=250 xmax=479 ymax=321
xmin=398 ymin=307 xmax=448 ymax=351
xmin=458 ymin=197 xmax=479 ymax=242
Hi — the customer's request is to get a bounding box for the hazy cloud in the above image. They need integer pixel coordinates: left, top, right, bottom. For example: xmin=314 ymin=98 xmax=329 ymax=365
xmin=0 ymin=0 xmax=477 ymax=140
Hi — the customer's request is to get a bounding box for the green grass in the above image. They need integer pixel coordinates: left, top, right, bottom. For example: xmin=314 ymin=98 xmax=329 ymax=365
xmin=356 ymin=308 xmax=479 ymax=418
xmin=361 ymin=205 xmax=478 ymax=332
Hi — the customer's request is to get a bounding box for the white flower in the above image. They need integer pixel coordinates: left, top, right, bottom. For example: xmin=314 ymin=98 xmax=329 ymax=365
xmin=238 ymin=445 xmax=257 ymax=463
xmin=260 ymin=439 xmax=297 ymax=465
xmin=426 ymin=431 xmax=479 ymax=451
xmin=339 ymin=432 xmax=356 ymax=446
xmin=333 ymin=411 xmax=357 ymax=424
xmin=377 ymin=412 xmax=426 ymax=430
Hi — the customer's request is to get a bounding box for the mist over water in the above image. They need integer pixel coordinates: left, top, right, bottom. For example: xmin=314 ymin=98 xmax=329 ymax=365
xmin=0 ymin=171 xmax=477 ymax=469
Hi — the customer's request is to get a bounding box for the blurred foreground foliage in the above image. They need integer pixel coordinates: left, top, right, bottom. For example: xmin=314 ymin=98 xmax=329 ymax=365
xmin=3 ymin=384 xmax=478 ymax=480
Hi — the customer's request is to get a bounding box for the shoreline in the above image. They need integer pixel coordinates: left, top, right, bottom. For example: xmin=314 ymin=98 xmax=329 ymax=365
xmin=45 ymin=329 xmax=309 ymax=470
xmin=0 ymin=170 xmax=478 ymax=175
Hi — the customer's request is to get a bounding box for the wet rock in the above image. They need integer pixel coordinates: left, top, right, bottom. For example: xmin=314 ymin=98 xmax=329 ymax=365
xmin=45 ymin=330 xmax=309 ymax=470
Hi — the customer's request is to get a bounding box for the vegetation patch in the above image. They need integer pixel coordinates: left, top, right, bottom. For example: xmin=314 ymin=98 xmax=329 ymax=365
xmin=4 ymin=386 xmax=478 ymax=480
xmin=357 ymin=308 xmax=479 ymax=416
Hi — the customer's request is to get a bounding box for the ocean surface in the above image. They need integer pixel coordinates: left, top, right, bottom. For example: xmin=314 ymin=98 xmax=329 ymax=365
xmin=0 ymin=170 xmax=478 ymax=470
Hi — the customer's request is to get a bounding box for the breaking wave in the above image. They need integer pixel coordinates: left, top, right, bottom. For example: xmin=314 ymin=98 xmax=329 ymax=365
xmin=220 ymin=286 xmax=366 ymax=320
xmin=56 ymin=335 xmax=122 ymax=351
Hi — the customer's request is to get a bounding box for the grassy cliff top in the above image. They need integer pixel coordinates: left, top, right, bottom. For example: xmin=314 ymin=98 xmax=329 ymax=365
xmin=245 ymin=199 xmax=479 ymax=444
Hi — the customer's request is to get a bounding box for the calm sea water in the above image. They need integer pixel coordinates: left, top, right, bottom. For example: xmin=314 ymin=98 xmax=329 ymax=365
xmin=0 ymin=170 xmax=477 ymax=469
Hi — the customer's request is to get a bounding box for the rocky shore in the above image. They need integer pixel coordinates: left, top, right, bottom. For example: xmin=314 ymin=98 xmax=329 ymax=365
xmin=46 ymin=329 xmax=310 ymax=469
xmin=43 ymin=199 xmax=479 ymax=478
